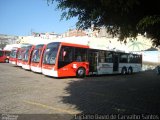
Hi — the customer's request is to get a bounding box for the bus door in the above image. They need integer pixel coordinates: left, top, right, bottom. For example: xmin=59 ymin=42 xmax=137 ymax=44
xmin=88 ymin=50 xmax=98 ymax=74
xmin=113 ymin=53 xmax=119 ymax=72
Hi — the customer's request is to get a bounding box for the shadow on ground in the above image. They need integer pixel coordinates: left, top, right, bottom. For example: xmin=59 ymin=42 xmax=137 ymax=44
xmin=61 ymin=70 xmax=160 ymax=114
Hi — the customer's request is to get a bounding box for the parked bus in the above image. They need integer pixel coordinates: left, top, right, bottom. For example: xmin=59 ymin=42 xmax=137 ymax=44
xmin=17 ymin=46 xmax=29 ymax=67
xmin=0 ymin=50 xmax=10 ymax=63
xmin=9 ymin=44 xmax=31 ymax=66
xmin=22 ymin=45 xmax=35 ymax=70
xmin=41 ymin=42 xmax=142 ymax=78
xmin=9 ymin=47 xmax=20 ymax=65
xmin=30 ymin=44 xmax=46 ymax=73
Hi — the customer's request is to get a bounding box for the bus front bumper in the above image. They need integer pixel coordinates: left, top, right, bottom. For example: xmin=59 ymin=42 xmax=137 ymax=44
xmin=42 ymin=68 xmax=58 ymax=77
xmin=9 ymin=61 xmax=16 ymax=65
xmin=17 ymin=62 xmax=22 ymax=66
xmin=31 ymin=66 xmax=42 ymax=73
xmin=22 ymin=64 xmax=30 ymax=70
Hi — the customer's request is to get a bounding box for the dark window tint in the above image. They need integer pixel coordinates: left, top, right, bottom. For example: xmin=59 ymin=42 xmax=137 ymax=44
xmin=119 ymin=53 xmax=128 ymax=63
xmin=0 ymin=51 xmax=4 ymax=57
xmin=5 ymin=51 xmax=10 ymax=56
xmin=106 ymin=51 xmax=113 ymax=63
xmin=128 ymin=54 xmax=142 ymax=63
xmin=59 ymin=46 xmax=74 ymax=62
xmin=75 ymin=48 xmax=88 ymax=62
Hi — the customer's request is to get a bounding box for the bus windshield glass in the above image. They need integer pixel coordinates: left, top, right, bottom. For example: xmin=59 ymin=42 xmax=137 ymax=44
xmin=17 ymin=50 xmax=23 ymax=60
xmin=23 ymin=49 xmax=30 ymax=61
xmin=10 ymin=50 xmax=17 ymax=58
xmin=23 ymin=46 xmax=32 ymax=61
xmin=43 ymin=43 xmax=59 ymax=65
xmin=31 ymin=45 xmax=43 ymax=63
xmin=17 ymin=47 xmax=27 ymax=60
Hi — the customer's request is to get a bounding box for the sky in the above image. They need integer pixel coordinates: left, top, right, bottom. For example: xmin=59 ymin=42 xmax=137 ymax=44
xmin=0 ymin=0 xmax=78 ymax=36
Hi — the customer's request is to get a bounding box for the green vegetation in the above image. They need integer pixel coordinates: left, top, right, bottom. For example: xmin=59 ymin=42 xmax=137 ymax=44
xmin=47 ymin=0 xmax=160 ymax=46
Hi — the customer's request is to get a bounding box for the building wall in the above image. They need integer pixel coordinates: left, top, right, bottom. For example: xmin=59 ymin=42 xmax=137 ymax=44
xmin=62 ymin=29 xmax=87 ymax=37
xmin=32 ymin=32 xmax=60 ymax=40
xmin=0 ymin=34 xmax=18 ymax=49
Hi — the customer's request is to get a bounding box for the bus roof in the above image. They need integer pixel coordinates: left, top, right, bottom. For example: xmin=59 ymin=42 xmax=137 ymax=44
xmin=47 ymin=42 xmax=89 ymax=49
xmin=34 ymin=44 xmax=44 ymax=49
xmin=61 ymin=42 xmax=89 ymax=48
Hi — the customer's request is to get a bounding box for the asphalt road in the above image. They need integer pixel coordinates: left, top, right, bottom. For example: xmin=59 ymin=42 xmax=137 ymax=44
xmin=0 ymin=63 xmax=160 ymax=120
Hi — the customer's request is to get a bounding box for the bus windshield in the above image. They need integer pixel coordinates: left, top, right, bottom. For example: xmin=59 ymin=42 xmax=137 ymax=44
xmin=22 ymin=46 xmax=32 ymax=61
xmin=17 ymin=50 xmax=23 ymax=60
xmin=31 ymin=45 xmax=43 ymax=63
xmin=43 ymin=43 xmax=59 ymax=65
xmin=10 ymin=50 xmax=17 ymax=58
xmin=23 ymin=49 xmax=30 ymax=61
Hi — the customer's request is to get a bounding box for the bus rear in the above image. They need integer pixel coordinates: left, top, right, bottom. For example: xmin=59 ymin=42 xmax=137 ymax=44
xmin=22 ymin=45 xmax=35 ymax=70
xmin=30 ymin=44 xmax=46 ymax=73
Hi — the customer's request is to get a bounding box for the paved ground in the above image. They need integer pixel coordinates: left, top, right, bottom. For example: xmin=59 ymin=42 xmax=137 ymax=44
xmin=0 ymin=63 xmax=160 ymax=120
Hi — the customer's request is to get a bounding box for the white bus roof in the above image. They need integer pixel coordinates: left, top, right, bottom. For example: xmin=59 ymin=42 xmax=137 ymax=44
xmin=3 ymin=44 xmax=32 ymax=51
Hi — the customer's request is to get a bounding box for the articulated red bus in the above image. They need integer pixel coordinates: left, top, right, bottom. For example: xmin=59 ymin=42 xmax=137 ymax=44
xmin=22 ymin=45 xmax=35 ymax=70
xmin=0 ymin=50 xmax=10 ymax=63
xmin=41 ymin=42 xmax=142 ymax=78
xmin=30 ymin=44 xmax=46 ymax=73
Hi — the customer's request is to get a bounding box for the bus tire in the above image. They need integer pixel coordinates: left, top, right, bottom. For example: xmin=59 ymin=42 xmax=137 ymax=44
xmin=128 ymin=67 xmax=133 ymax=74
xmin=121 ymin=67 xmax=127 ymax=75
xmin=5 ymin=59 xmax=9 ymax=63
xmin=76 ymin=67 xmax=86 ymax=78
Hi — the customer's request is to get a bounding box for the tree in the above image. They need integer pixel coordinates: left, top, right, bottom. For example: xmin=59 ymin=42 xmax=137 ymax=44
xmin=128 ymin=40 xmax=145 ymax=51
xmin=48 ymin=0 xmax=160 ymax=46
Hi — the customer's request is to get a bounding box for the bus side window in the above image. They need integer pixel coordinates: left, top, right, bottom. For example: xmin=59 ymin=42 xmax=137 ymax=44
xmin=59 ymin=46 xmax=73 ymax=62
xmin=105 ymin=52 xmax=113 ymax=63
xmin=98 ymin=51 xmax=105 ymax=63
xmin=120 ymin=53 xmax=128 ymax=63
xmin=5 ymin=51 xmax=10 ymax=56
xmin=76 ymin=55 xmax=82 ymax=62
xmin=128 ymin=54 xmax=133 ymax=63
xmin=133 ymin=55 xmax=141 ymax=63
xmin=0 ymin=51 xmax=3 ymax=57
xmin=75 ymin=48 xmax=87 ymax=62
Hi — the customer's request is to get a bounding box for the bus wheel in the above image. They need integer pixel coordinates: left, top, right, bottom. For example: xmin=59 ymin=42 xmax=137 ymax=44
xmin=76 ymin=67 xmax=86 ymax=78
xmin=121 ymin=67 xmax=127 ymax=75
xmin=5 ymin=59 xmax=9 ymax=63
xmin=128 ymin=67 xmax=133 ymax=74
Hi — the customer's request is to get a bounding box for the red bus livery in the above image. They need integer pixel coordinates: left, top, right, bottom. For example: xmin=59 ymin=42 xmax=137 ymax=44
xmin=9 ymin=44 xmax=31 ymax=66
xmin=0 ymin=50 xmax=10 ymax=63
xmin=9 ymin=47 xmax=20 ymax=65
xmin=22 ymin=45 xmax=35 ymax=70
xmin=16 ymin=47 xmax=27 ymax=67
xmin=42 ymin=42 xmax=89 ymax=77
xmin=30 ymin=44 xmax=46 ymax=73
